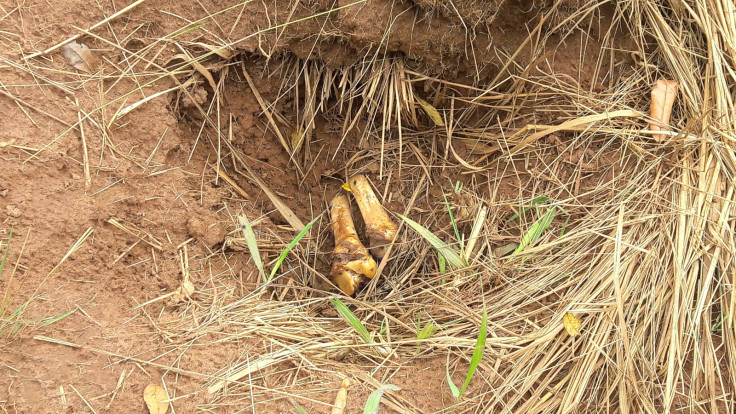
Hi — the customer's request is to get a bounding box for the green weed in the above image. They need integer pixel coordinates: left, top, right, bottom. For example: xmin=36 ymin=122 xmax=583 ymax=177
xmin=364 ymin=384 xmax=400 ymax=414
xmin=331 ymin=298 xmax=371 ymax=345
xmin=415 ymin=312 xmax=438 ymax=353
xmin=447 ymin=309 xmax=487 ymax=399
xmin=0 ymin=230 xmax=78 ymax=337
xmin=269 ymin=213 xmax=323 ymax=282
xmin=507 ymin=197 xmax=569 ymax=257
xmin=239 ymin=215 xmax=266 ymax=283
xmin=398 ymin=214 xmax=466 ymax=269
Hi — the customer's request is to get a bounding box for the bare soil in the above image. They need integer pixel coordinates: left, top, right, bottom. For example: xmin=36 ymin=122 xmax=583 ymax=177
xmin=0 ymin=0 xmax=632 ymax=412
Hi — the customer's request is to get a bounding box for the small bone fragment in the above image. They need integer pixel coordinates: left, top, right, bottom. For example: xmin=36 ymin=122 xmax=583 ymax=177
xmin=649 ymin=79 xmax=678 ymax=142
xmin=330 ymin=378 xmax=350 ymax=414
xmin=347 ymin=174 xmax=398 ymax=258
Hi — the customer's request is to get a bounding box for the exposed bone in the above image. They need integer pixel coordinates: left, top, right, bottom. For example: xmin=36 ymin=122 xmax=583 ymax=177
xmin=330 ymin=193 xmax=377 ymax=295
xmin=649 ymin=79 xmax=678 ymax=142
xmin=330 ymin=379 xmax=350 ymax=414
xmin=348 ymin=174 xmax=399 ymax=259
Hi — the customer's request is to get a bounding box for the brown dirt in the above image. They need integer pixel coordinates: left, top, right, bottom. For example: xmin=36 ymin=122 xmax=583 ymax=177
xmin=0 ymin=0 xmax=633 ymax=412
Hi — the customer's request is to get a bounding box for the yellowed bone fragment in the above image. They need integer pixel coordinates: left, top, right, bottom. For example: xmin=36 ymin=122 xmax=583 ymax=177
xmin=347 ymin=174 xmax=399 ymax=258
xmin=330 ymin=378 xmax=350 ymax=414
xmin=649 ymin=79 xmax=678 ymax=142
xmin=330 ymin=193 xmax=377 ymax=295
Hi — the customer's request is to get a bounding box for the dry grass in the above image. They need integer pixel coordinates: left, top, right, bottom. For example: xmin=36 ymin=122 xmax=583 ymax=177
xmin=4 ymin=0 xmax=736 ymax=412
xmin=210 ymin=1 xmax=736 ymax=412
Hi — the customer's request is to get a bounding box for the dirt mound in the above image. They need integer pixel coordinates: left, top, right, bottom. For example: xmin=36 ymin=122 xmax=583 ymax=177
xmin=222 ymin=0 xmax=512 ymax=74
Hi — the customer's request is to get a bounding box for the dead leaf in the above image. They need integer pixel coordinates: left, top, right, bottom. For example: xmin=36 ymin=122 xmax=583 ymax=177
xmin=563 ymin=313 xmax=582 ymax=336
xmin=167 ymin=54 xmax=218 ymax=90
xmin=415 ymin=96 xmax=444 ymax=126
xmin=143 ymin=384 xmax=169 ymax=414
xmin=190 ymin=60 xmax=218 ymax=91
xmin=342 ymin=183 xmax=352 ymax=192
xmin=61 ymin=41 xmax=96 ymax=73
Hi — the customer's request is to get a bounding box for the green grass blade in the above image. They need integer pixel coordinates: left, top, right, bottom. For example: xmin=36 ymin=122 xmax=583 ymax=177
xmin=398 ymin=214 xmax=466 ymax=268
xmin=238 ymin=215 xmax=266 ymax=283
xmin=459 ymin=310 xmax=487 ymax=397
xmin=268 ymin=213 xmax=323 ymax=281
xmin=712 ymin=313 xmax=727 ymax=331
xmin=417 ymin=321 xmax=437 ymax=340
xmin=1 ymin=303 xmax=74 ymax=337
xmin=4 ymin=302 xmax=26 ymax=321
xmin=364 ymin=384 xmax=400 ymax=414
xmin=0 ymin=299 xmax=8 ymax=323
xmin=42 ymin=308 xmax=77 ymax=326
xmin=171 ymin=24 xmax=203 ymax=39
xmin=0 ymin=229 xmax=11 ymax=278
xmin=506 ymin=196 xmax=550 ymax=223
xmin=442 ymin=189 xmax=464 ymax=259
xmin=437 ymin=252 xmax=447 ymax=272
xmin=331 ymin=298 xmax=371 ymax=344
xmin=379 ymin=316 xmax=389 ymax=336
xmin=511 ymin=207 xmax=557 ymax=255
xmin=0 ymin=229 xmax=13 ymax=321
xmin=558 ymin=206 xmax=571 ymax=236
xmin=446 ymin=364 xmax=460 ymax=398
xmin=292 ymin=402 xmax=310 ymax=414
